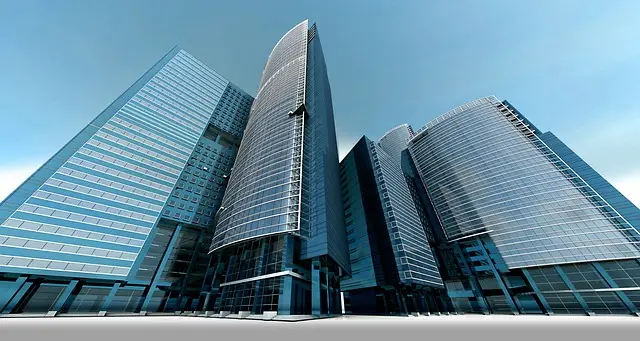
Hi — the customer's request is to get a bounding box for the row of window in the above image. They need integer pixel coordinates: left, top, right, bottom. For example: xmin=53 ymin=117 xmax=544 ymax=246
xmin=0 ymin=254 xmax=129 ymax=276
xmin=1 ymin=218 xmax=145 ymax=247
xmin=0 ymin=235 xmax=138 ymax=261
xmin=43 ymin=178 xmax=163 ymax=212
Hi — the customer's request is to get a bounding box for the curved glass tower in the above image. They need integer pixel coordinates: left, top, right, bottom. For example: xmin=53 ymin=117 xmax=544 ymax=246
xmin=211 ymin=21 xmax=309 ymax=249
xmin=408 ymin=96 xmax=640 ymax=269
xmin=378 ymin=124 xmax=414 ymax=165
xmin=208 ymin=20 xmax=349 ymax=316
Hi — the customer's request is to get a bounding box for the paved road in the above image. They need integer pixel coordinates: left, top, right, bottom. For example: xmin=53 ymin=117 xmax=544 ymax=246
xmin=1 ymin=315 xmax=639 ymax=341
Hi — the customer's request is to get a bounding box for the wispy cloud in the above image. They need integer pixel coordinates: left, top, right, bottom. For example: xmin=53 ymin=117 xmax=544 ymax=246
xmin=0 ymin=162 xmax=42 ymax=203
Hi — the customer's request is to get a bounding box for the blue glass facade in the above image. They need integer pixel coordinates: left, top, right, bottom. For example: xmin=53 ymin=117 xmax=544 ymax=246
xmin=538 ymin=131 xmax=640 ymax=233
xmin=340 ymin=136 xmax=445 ymax=315
xmin=205 ymin=21 xmax=348 ymax=317
xmin=0 ymin=47 xmax=253 ymax=316
xmin=397 ymin=96 xmax=640 ymax=316
xmin=2 ymin=22 xmax=639 ymax=319
xmin=211 ymin=20 xmax=310 ymax=250
xmin=408 ymin=97 xmax=640 ymax=269
xmin=377 ymin=124 xmax=415 ymax=165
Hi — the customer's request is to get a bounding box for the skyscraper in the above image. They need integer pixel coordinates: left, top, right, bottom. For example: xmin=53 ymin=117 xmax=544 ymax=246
xmin=207 ymin=20 xmax=349 ymax=317
xmin=377 ymin=124 xmax=415 ymax=165
xmin=3 ymin=18 xmax=640 ymax=320
xmin=340 ymin=134 xmax=445 ymax=315
xmin=406 ymin=96 xmax=640 ymax=315
xmin=0 ymin=47 xmax=253 ymax=316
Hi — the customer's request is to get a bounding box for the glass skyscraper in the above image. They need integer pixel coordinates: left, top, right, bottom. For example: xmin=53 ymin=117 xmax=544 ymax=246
xmin=0 ymin=47 xmax=253 ymax=316
xmin=2 ymin=19 xmax=640 ymax=320
xmin=404 ymin=96 xmax=640 ymax=315
xmin=206 ymin=20 xmax=349 ymax=317
xmin=340 ymin=134 xmax=445 ymax=315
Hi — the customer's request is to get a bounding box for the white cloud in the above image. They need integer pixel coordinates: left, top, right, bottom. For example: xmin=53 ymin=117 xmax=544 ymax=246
xmin=0 ymin=163 xmax=42 ymax=203
xmin=610 ymin=170 xmax=640 ymax=209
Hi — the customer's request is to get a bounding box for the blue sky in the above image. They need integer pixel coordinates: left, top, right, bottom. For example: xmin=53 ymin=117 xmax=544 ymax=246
xmin=0 ymin=0 xmax=639 ymax=206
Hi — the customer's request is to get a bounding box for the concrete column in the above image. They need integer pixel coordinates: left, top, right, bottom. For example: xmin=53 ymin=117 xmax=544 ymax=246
xmin=98 ymin=282 xmax=122 ymax=316
xmin=278 ymin=275 xmax=294 ymax=315
xmin=48 ymin=280 xmax=80 ymax=316
xmin=420 ymin=293 xmax=429 ymax=314
xmin=325 ymin=269 xmax=332 ymax=315
xmin=0 ymin=276 xmax=28 ymax=312
xmin=1 ymin=276 xmax=32 ymax=314
xmin=311 ymin=258 xmax=321 ymax=316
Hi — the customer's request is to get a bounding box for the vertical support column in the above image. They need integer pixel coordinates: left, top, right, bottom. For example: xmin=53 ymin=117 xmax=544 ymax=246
xmin=475 ymin=238 xmax=519 ymax=314
xmin=325 ymin=269 xmax=332 ymax=316
xmin=140 ymin=224 xmax=183 ymax=314
xmin=427 ymin=294 xmax=437 ymax=314
xmin=333 ymin=287 xmax=340 ymax=315
xmin=420 ymin=293 xmax=429 ymax=314
xmin=202 ymin=293 xmax=212 ymax=313
xmin=99 ymin=282 xmax=122 ymax=316
xmin=0 ymin=276 xmax=31 ymax=314
xmin=279 ymin=275 xmax=293 ymax=315
xmin=48 ymin=280 xmax=80 ymax=316
xmin=393 ymin=290 xmax=403 ymax=315
xmin=394 ymin=288 xmax=408 ymax=315
xmin=554 ymin=265 xmax=594 ymax=316
xmin=593 ymin=262 xmax=639 ymax=316
xmin=411 ymin=294 xmax=420 ymax=315
xmin=311 ymin=258 xmax=321 ymax=316
xmin=0 ymin=276 xmax=27 ymax=312
xmin=437 ymin=296 xmax=449 ymax=314
xmin=380 ymin=291 xmax=389 ymax=315
xmin=521 ymin=269 xmax=553 ymax=315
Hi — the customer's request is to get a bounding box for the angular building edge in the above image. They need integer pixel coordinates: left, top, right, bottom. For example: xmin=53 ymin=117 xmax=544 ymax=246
xmin=0 ymin=46 xmax=182 ymax=224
